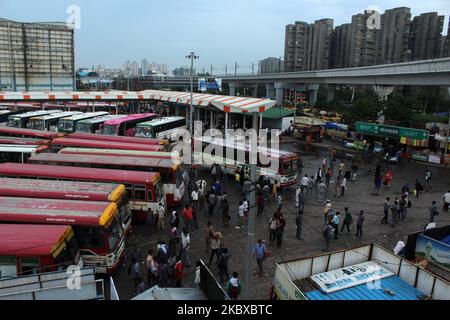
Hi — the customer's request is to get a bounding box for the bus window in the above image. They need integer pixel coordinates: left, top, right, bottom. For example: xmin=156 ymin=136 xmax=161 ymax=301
xmin=147 ymin=189 xmax=154 ymax=202
xmin=107 ymin=219 xmax=122 ymax=251
xmin=125 ymin=184 xmax=132 ymax=198
xmin=20 ymin=257 xmax=40 ymax=276
xmin=176 ymin=168 xmax=183 ymax=188
xmin=0 ymin=257 xmax=17 ymax=279
xmin=54 ymin=236 xmax=79 ymax=269
xmin=134 ymin=185 xmax=146 ymax=201
xmin=75 ymin=227 xmax=104 ymax=249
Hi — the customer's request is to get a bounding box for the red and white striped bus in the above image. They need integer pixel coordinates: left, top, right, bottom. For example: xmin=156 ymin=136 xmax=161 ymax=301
xmin=68 ymin=132 xmax=166 ymax=146
xmin=49 ymin=137 xmax=166 ymax=152
xmin=0 ymin=178 xmax=131 ymax=235
xmin=28 ymin=152 xmax=184 ymax=208
xmin=0 ymin=224 xmax=80 ymax=279
xmin=0 ymin=126 xmax=65 ymax=139
xmin=0 ymin=197 xmax=123 ymax=274
xmin=0 ymin=162 xmax=165 ymax=222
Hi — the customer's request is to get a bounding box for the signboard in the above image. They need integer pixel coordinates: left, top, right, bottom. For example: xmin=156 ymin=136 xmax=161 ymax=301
xmin=415 ymin=235 xmax=450 ymax=272
xmin=428 ymin=154 xmax=441 ymax=164
xmin=198 ymin=78 xmax=222 ymax=92
xmin=310 ymin=261 xmax=394 ymax=293
xmin=274 ymin=265 xmax=307 ymax=300
xmin=355 ymin=122 xmax=429 ymax=141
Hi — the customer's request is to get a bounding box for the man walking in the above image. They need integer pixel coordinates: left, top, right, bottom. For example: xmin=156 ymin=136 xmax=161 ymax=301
xmin=332 ymin=211 xmax=340 ymax=239
xmin=227 ymin=272 xmax=241 ymax=300
xmin=443 ymin=191 xmax=450 ymax=213
xmin=429 ymin=201 xmax=439 ymax=223
xmin=183 ymin=204 xmax=193 ymax=233
xmin=253 ymin=239 xmax=267 ymax=277
xmin=382 ymin=197 xmax=390 ymax=224
xmin=269 ymin=213 xmax=279 ymax=245
xmin=341 ymin=207 xmax=352 ymax=233
xmin=180 ymin=228 xmax=191 ymax=268
xmin=205 ymin=221 xmax=214 ymax=253
xmin=355 ymin=210 xmax=364 ymax=238
xmin=257 ymin=192 xmax=264 ymax=218
xmin=323 ymin=220 xmax=333 ymax=252
xmin=217 ymin=247 xmax=231 ymax=284
xmin=318 ymin=181 xmax=327 ymax=203
xmin=301 ymin=174 xmax=309 ymax=196
xmin=340 ymin=177 xmax=347 ymax=198
xmin=323 ymin=200 xmax=332 ymax=224
xmin=295 ymin=210 xmax=303 ymax=240
xmin=157 ymin=202 xmax=166 ymax=231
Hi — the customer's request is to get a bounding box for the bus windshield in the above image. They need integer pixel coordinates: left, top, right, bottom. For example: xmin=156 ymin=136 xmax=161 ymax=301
xmin=55 ymin=236 xmax=79 ymax=271
xmin=59 ymin=120 xmax=74 ymax=132
xmin=107 ymin=218 xmax=123 ymax=251
xmin=102 ymin=124 xmax=118 ymax=135
xmin=75 ymin=122 xmax=93 ymax=133
xmin=282 ymin=158 xmax=299 ymax=174
xmin=7 ymin=118 xmax=21 ymax=128
xmin=135 ymin=126 xmax=152 ymax=138
xmin=28 ymin=119 xmax=45 ymax=131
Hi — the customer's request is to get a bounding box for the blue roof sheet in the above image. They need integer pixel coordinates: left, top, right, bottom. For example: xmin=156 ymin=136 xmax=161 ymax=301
xmin=305 ymin=276 xmax=428 ymax=300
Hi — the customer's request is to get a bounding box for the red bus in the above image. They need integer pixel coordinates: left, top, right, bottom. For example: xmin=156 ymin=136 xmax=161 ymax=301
xmin=101 ymin=113 xmax=159 ymax=136
xmin=0 ymin=126 xmax=65 ymax=139
xmin=0 ymin=196 xmax=124 ymax=274
xmin=68 ymin=132 xmax=166 ymax=146
xmin=59 ymin=147 xmax=180 ymax=160
xmin=0 ymin=224 xmax=80 ymax=279
xmin=0 ymin=136 xmax=50 ymax=146
xmin=28 ymin=153 xmax=184 ymax=208
xmin=0 ymin=163 xmax=165 ymax=222
xmin=0 ymin=178 xmax=131 ymax=235
xmin=49 ymin=138 xmax=166 ymax=152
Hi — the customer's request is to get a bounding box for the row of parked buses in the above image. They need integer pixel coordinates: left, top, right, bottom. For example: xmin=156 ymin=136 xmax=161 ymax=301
xmin=0 ymin=109 xmax=300 ymax=282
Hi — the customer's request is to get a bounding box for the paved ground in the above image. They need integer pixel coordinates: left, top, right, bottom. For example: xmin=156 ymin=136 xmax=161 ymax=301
xmin=112 ymin=139 xmax=450 ymax=300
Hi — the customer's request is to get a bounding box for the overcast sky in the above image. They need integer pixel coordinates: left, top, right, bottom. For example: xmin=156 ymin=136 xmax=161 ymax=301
xmin=1 ymin=0 xmax=449 ymax=72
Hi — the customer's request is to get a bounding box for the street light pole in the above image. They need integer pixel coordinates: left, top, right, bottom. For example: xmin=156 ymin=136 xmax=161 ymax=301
xmin=186 ymin=52 xmax=199 ymax=163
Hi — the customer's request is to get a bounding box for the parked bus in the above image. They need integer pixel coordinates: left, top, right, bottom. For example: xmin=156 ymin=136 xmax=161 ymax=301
xmin=0 ymin=163 xmax=165 ymax=222
xmin=0 ymin=126 xmax=65 ymax=140
xmin=101 ymin=113 xmax=159 ymax=136
xmin=0 ymin=136 xmax=50 ymax=146
xmin=50 ymin=138 xmax=166 ymax=153
xmin=57 ymin=112 xmax=109 ymax=133
xmin=27 ymin=111 xmax=83 ymax=131
xmin=28 ymin=153 xmax=184 ymax=208
xmin=135 ymin=116 xmax=186 ymax=140
xmin=193 ymin=136 xmax=299 ymax=187
xmin=7 ymin=110 xmax=62 ymax=128
xmin=75 ymin=115 xmax=126 ymax=134
xmin=0 ymin=110 xmax=21 ymax=123
xmin=0 ymin=178 xmax=131 ymax=234
xmin=0 ymin=145 xmax=50 ymax=164
xmin=0 ymin=196 xmax=124 ymax=274
xmin=0 ymin=224 xmax=80 ymax=279
xmin=68 ymin=132 xmax=166 ymax=146
xmin=59 ymin=148 xmax=180 ymax=161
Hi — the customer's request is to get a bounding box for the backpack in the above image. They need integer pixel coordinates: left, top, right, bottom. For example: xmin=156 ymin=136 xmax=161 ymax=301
xmin=270 ymin=218 xmax=278 ymax=230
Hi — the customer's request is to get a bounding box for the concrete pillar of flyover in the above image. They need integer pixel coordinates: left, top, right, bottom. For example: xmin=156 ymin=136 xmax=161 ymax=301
xmin=265 ymin=83 xmax=275 ymax=100
xmin=326 ymin=84 xmax=335 ymax=102
xmin=374 ymin=85 xmax=395 ymax=101
xmin=229 ymin=83 xmax=237 ymax=96
xmin=274 ymin=82 xmax=284 ymax=107
xmin=308 ymin=84 xmax=320 ymax=107
xmin=250 ymin=84 xmax=258 ymax=97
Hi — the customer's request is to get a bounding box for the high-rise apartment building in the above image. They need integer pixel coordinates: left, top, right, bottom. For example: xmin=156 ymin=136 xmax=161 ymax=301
xmin=331 ymin=23 xmax=351 ymax=69
xmin=309 ymin=19 xmax=334 ymax=70
xmin=260 ymin=57 xmax=283 ymax=74
xmin=410 ymin=12 xmax=444 ymax=60
xmin=379 ymin=7 xmax=412 ymax=63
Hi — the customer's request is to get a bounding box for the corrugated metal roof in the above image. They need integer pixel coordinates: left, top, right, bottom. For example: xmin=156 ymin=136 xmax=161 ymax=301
xmin=132 ymin=286 xmax=207 ymax=300
xmin=305 ymin=276 xmax=428 ymax=300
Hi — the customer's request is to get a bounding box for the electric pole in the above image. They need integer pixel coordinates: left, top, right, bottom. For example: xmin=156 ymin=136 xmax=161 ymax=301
xmin=210 ymin=64 xmax=213 ymax=76
xmin=225 ymin=64 xmax=228 ymax=76
xmin=235 ymin=62 xmax=237 ymax=76
xmin=251 ymin=63 xmax=254 ymax=76
xmin=186 ymin=52 xmax=199 ymax=164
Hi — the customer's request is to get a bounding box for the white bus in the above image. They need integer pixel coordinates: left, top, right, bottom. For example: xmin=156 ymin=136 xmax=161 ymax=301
xmin=0 ymin=145 xmax=49 ymax=163
xmin=27 ymin=111 xmax=83 ymax=131
xmin=135 ymin=116 xmax=186 ymax=141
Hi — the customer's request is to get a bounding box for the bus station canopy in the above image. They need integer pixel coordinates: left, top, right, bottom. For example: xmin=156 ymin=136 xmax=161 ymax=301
xmin=0 ymin=90 xmax=276 ymax=114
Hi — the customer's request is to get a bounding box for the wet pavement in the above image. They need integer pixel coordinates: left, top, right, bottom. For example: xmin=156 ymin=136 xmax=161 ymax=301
xmin=112 ymin=140 xmax=450 ymax=300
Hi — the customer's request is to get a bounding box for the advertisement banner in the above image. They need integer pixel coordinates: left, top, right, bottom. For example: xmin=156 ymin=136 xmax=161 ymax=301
xmin=310 ymin=261 xmax=393 ymax=293
xmin=355 ymin=122 xmax=429 ymax=141
xmin=198 ymin=78 xmax=207 ymax=92
xmin=415 ymin=235 xmax=450 ymax=272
